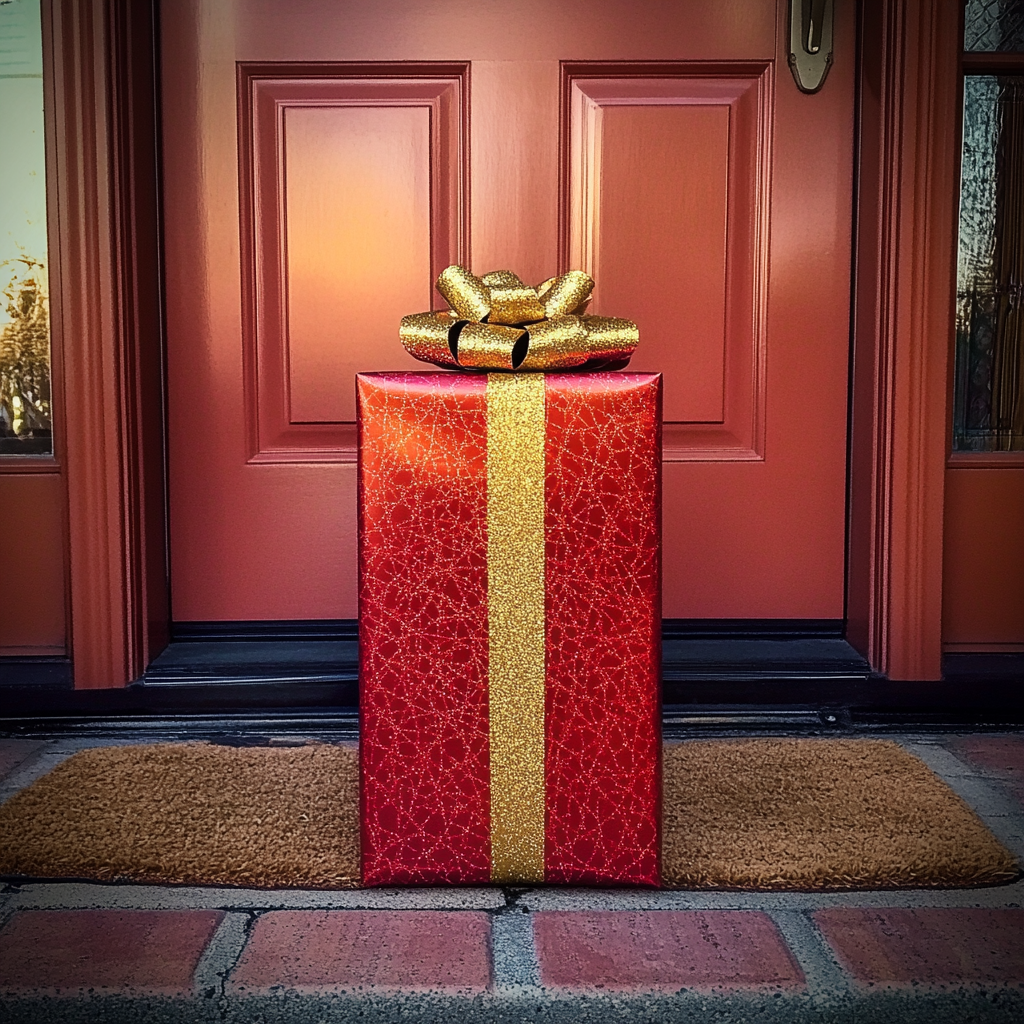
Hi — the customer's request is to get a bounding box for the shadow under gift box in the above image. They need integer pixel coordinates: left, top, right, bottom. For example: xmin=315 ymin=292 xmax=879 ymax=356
xmin=357 ymin=371 xmax=662 ymax=886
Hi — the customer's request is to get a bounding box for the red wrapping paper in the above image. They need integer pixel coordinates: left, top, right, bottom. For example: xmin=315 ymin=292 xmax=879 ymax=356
xmin=358 ymin=371 xmax=661 ymax=886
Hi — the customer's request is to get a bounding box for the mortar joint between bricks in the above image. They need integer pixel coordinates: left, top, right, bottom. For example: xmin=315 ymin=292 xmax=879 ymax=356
xmin=497 ymin=887 xmax=536 ymax=913
xmin=191 ymin=909 xmax=258 ymax=1017
xmin=221 ymin=912 xmax=259 ymax=1017
xmin=0 ymin=891 xmax=23 ymax=933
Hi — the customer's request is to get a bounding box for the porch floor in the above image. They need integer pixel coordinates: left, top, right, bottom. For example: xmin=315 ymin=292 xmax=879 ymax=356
xmin=1 ymin=727 xmax=1022 ymax=1023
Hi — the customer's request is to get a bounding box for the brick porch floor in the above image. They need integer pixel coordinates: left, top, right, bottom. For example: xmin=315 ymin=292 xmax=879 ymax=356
xmin=1 ymin=731 xmax=1023 ymax=1023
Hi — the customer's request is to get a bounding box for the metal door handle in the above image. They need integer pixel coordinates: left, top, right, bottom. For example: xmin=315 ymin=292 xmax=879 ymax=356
xmin=789 ymin=0 xmax=834 ymax=94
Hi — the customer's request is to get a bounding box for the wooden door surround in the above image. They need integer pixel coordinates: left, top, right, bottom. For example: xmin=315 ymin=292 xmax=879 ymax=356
xmin=44 ymin=0 xmax=961 ymax=688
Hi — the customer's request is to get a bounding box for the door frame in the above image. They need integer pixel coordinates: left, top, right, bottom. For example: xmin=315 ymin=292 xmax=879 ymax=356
xmin=46 ymin=0 xmax=961 ymax=688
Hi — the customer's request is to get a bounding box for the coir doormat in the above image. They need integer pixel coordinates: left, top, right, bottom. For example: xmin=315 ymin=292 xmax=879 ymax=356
xmin=0 ymin=739 xmax=1017 ymax=890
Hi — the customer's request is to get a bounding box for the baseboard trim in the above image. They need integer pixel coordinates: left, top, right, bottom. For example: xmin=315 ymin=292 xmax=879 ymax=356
xmin=149 ymin=619 xmax=870 ymax=691
xmin=662 ymin=619 xmax=871 ymax=689
xmin=0 ymin=657 xmax=73 ymax=689
xmin=943 ymin=652 xmax=1024 ymax=680
xmin=662 ymin=618 xmax=845 ymax=639
xmin=145 ymin=621 xmax=358 ymax=686
xmin=171 ymin=620 xmax=358 ymax=642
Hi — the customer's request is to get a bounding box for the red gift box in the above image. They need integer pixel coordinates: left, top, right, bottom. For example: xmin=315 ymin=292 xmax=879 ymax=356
xmin=358 ymin=370 xmax=661 ymax=886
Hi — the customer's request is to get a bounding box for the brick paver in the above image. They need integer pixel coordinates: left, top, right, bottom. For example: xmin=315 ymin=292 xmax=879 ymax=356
xmin=0 ymin=739 xmax=46 ymax=782
xmin=533 ymin=910 xmax=804 ymax=992
xmin=952 ymin=735 xmax=1024 ymax=804
xmin=814 ymin=908 xmax=1024 ymax=987
xmin=0 ymin=909 xmax=224 ymax=994
xmin=229 ymin=910 xmax=492 ymax=994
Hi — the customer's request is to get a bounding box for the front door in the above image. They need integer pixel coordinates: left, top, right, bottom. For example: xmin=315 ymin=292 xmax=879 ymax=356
xmin=161 ymin=0 xmax=854 ymax=628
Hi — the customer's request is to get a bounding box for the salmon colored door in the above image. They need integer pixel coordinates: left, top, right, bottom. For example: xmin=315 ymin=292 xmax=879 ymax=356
xmin=161 ymin=0 xmax=854 ymax=623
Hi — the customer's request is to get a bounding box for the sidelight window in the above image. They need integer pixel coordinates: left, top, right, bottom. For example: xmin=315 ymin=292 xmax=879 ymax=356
xmin=0 ymin=0 xmax=52 ymax=456
xmin=953 ymin=0 xmax=1024 ymax=452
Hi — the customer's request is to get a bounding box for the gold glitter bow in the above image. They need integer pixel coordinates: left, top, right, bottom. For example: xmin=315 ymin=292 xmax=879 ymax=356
xmin=400 ymin=265 xmax=639 ymax=372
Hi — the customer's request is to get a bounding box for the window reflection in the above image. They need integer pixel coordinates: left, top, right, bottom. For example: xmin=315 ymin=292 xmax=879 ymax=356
xmin=0 ymin=0 xmax=52 ymax=456
xmin=965 ymin=0 xmax=1024 ymax=53
xmin=953 ymin=75 xmax=1024 ymax=452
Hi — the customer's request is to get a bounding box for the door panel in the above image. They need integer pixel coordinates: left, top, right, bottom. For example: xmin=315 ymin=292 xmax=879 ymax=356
xmin=162 ymin=0 xmax=854 ymax=623
xmin=0 ymin=473 xmax=65 ymax=654
xmin=282 ymin=105 xmax=431 ymax=425
xmin=943 ymin=463 xmax=1024 ymax=650
xmin=567 ymin=68 xmax=768 ymax=453
xmin=242 ymin=68 xmax=465 ymax=459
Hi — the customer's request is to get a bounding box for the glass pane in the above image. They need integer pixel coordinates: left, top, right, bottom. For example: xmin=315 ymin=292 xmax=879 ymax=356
xmin=966 ymin=0 xmax=1024 ymax=52
xmin=954 ymin=75 xmax=1024 ymax=452
xmin=0 ymin=0 xmax=52 ymax=456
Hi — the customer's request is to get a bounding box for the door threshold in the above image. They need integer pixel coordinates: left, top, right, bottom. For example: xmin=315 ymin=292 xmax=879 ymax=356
xmin=4 ymin=704 xmax=1022 ymax=740
xmin=0 ymin=709 xmax=360 ymax=741
xmin=144 ymin=621 xmax=358 ymax=687
xmin=143 ymin=673 xmax=355 ymax=687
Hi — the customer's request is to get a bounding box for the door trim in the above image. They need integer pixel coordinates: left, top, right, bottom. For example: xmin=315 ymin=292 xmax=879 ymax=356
xmin=49 ymin=0 xmax=960 ymax=687
xmin=844 ymin=0 xmax=961 ymax=680
xmin=45 ymin=0 xmax=169 ymax=687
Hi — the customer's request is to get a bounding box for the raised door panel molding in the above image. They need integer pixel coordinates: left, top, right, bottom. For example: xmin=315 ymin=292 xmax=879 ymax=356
xmin=238 ymin=65 xmax=468 ymax=463
xmin=563 ymin=64 xmax=772 ymax=461
xmin=942 ymin=465 xmax=1024 ymax=647
xmin=0 ymin=473 xmax=66 ymax=652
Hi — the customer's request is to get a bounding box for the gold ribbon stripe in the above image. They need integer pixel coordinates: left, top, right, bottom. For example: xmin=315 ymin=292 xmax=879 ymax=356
xmin=486 ymin=373 xmax=546 ymax=884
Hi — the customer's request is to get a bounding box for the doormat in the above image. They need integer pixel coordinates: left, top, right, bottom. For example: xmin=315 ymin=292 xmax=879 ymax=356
xmin=0 ymin=744 xmax=360 ymax=889
xmin=661 ymin=739 xmax=1018 ymax=889
xmin=0 ymin=739 xmax=1017 ymax=890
